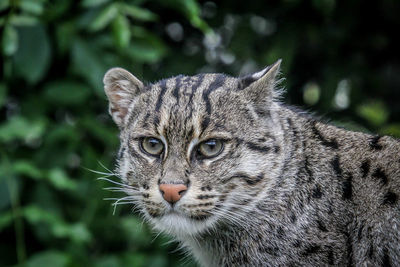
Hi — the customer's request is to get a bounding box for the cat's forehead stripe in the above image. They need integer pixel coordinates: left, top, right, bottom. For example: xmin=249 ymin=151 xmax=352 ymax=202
xmin=151 ymin=73 xmax=227 ymax=138
xmin=172 ymin=75 xmax=184 ymax=104
xmin=187 ymin=74 xmax=206 ymax=106
xmin=155 ymin=79 xmax=168 ymax=113
xmin=201 ymin=75 xmax=227 ymax=133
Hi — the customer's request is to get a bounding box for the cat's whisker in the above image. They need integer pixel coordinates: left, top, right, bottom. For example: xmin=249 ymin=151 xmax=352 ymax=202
xmin=150 ymin=229 xmax=163 ymax=244
xmin=104 ymin=195 xmax=138 ymax=201
xmin=111 ymin=199 xmax=140 ymax=215
xmin=83 ymin=166 xmax=116 ymax=177
xmin=111 ymin=201 xmax=138 ymax=206
xmin=97 ymin=177 xmax=135 ymax=189
xmin=102 ymin=186 xmax=140 ymax=193
xmin=97 ymin=160 xmax=115 ymax=175
xmin=103 ymin=196 xmax=139 ymax=205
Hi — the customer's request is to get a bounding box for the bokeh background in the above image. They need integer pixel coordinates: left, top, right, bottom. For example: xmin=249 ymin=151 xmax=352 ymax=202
xmin=1 ymin=0 xmax=399 ymax=266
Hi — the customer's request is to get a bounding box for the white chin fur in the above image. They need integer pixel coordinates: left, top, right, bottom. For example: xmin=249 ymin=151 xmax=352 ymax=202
xmin=150 ymin=212 xmax=216 ymax=237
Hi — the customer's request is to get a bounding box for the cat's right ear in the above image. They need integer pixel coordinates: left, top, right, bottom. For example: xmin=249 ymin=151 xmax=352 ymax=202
xmin=238 ymin=59 xmax=282 ymax=104
xmin=103 ymin=68 xmax=144 ymax=127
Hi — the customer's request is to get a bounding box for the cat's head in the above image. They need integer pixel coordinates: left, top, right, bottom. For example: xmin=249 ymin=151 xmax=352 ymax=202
xmin=103 ymin=60 xmax=285 ymax=237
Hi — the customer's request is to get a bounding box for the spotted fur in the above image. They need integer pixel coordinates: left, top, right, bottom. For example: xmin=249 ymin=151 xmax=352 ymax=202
xmin=103 ymin=60 xmax=400 ymax=266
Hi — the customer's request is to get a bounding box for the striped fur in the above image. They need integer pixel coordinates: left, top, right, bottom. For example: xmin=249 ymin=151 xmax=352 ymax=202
xmin=104 ymin=60 xmax=400 ymax=267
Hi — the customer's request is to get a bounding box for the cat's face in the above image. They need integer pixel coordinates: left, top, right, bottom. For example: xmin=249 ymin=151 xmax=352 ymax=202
xmin=104 ymin=61 xmax=284 ymax=236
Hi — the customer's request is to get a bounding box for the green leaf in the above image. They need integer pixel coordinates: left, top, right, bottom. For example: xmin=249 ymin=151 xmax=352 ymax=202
xmin=55 ymin=222 xmax=92 ymax=243
xmin=25 ymin=250 xmax=70 ymax=267
xmin=127 ymin=42 xmax=166 ymax=63
xmin=24 ymin=205 xmax=92 ymax=243
xmin=43 ymin=81 xmax=90 ymax=105
xmin=45 ymin=124 xmax=80 ymax=147
xmin=2 ymin=25 xmax=18 ymax=56
xmin=89 ymin=4 xmax=118 ymax=32
xmin=0 ymin=83 xmax=7 ymax=108
xmin=126 ymin=27 xmax=167 ymax=63
xmin=13 ymin=26 xmax=51 ymax=84
xmin=118 ymin=3 xmax=158 ymax=21
xmin=380 ymin=123 xmax=400 ymax=138
xmin=12 ymin=161 xmax=77 ymax=191
xmin=0 ymin=0 xmax=10 ymax=12
xmin=121 ymin=217 xmax=151 ymax=245
xmin=94 ymin=256 xmax=121 ymax=267
xmin=80 ymin=116 xmax=118 ymax=146
xmin=147 ymin=254 xmax=168 ymax=267
xmin=159 ymin=0 xmax=209 ymax=32
xmin=0 ymin=178 xmax=12 ymax=211
xmin=71 ymin=39 xmax=107 ymax=94
xmin=82 ymin=0 xmax=111 ymax=8
xmin=0 ymin=116 xmax=46 ymax=143
xmin=112 ymin=14 xmax=131 ymax=49
xmin=47 ymin=168 xmax=78 ymax=191
xmin=180 ymin=0 xmax=210 ymax=32
xmin=122 ymin=253 xmax=147 ymax=267
xmin=55 ymin=21 xmax=76 ymax=54
xmin=0 ymin=211 xmax=13 ymax=231
xmin=20 ymin=0 xmax=44 ymax=15
xmin=52 ymin=222 xmax=91 ymax=243
xmin=9 ymin=15 xmax=39 ymax=26
xmin=13 ymin=160 xmax=43 ymax=180
xmin=23 ymin=205 xmax=47 ymax=223
xmin=357 ymin=101 xmax=389 ymax=127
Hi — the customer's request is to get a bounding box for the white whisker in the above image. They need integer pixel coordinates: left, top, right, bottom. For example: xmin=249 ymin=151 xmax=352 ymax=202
xmin=97 ymin=177 xmax=134 ymax=189
xmin=103 ymin=187 xmax=140 ymax=193
xmin=82 ymin=166 xmax=115 ymax=177
xmin=97 ymin=160 xmax=115 ymax=174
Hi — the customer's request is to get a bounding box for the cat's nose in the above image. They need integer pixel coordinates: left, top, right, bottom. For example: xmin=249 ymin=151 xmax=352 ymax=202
xmin=159 ymin=183 xmax=188 ymax=205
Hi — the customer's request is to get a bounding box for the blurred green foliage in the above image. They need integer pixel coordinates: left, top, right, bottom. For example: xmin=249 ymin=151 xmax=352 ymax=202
xmin=0 ymin=0 xmax=399 ymax=266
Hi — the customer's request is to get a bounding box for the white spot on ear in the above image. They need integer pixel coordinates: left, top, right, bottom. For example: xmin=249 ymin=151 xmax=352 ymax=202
xmin=240 ymin=59 xmax=283 ymax=104
xmin=252 ymin=59 xmax=282 ymax=81
xmin=252 ymin=68 xmax=269 ymax=80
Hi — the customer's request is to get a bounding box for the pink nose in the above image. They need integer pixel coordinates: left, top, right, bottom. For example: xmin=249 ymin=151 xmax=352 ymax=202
xmin=159 ymin=184 xmax=188 ymax=204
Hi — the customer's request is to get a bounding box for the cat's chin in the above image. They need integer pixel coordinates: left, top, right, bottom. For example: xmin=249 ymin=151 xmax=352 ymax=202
xmin=149 ymin=212 xmax=216 ymax=237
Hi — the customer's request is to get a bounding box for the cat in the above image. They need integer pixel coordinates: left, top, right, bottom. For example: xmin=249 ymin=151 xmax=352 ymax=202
xmin=103 ymin=60 xmax=400 ymax=266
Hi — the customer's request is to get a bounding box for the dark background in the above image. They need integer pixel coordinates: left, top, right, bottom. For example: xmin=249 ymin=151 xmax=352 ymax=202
xmin=1 ymin=0 xmax=399 ymax=266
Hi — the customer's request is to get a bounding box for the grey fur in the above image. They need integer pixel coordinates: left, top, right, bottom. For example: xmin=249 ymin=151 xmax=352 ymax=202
xmin=103 ymin=60 xmax=400 ymax=266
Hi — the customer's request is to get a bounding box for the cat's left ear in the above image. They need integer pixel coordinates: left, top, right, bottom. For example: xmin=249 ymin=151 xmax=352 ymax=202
xmin=238 ymin=59 xmax=282 ymax=103
xmin=103 ymin=68 xmax=144 ymax=128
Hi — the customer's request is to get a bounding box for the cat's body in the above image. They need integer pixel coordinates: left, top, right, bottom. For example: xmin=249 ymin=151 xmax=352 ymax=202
xmin=103 ymin=61 xmax=400 ymax=266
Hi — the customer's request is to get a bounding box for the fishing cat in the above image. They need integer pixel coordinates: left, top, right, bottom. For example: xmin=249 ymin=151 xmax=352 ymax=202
xmin=103 ymin=60 xmax=400 ymax=266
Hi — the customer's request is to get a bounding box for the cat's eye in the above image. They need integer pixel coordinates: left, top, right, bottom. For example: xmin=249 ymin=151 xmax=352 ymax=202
xmin=141 ymin=137 xmax=164 ymax=156
xmin=197 ymin=139 xmax=223 ymax=158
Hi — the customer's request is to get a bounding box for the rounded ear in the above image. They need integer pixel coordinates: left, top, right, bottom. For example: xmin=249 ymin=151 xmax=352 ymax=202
xmin=103 ymin=68 xmax=144 ymax=127
xmin=238 ymin=59 xmax=282 ymax=103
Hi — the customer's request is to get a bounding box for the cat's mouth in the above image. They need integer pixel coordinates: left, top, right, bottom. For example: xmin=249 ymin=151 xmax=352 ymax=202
xmin=152 ymin=211 xmax=216 ymax=236
xmin=146 ymin=205 xmax=217 ymax=236
xmin=144 ymin=199 xmax=215 ymax=220
xmin=165 ymin=209 xmax=211 ymax=221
